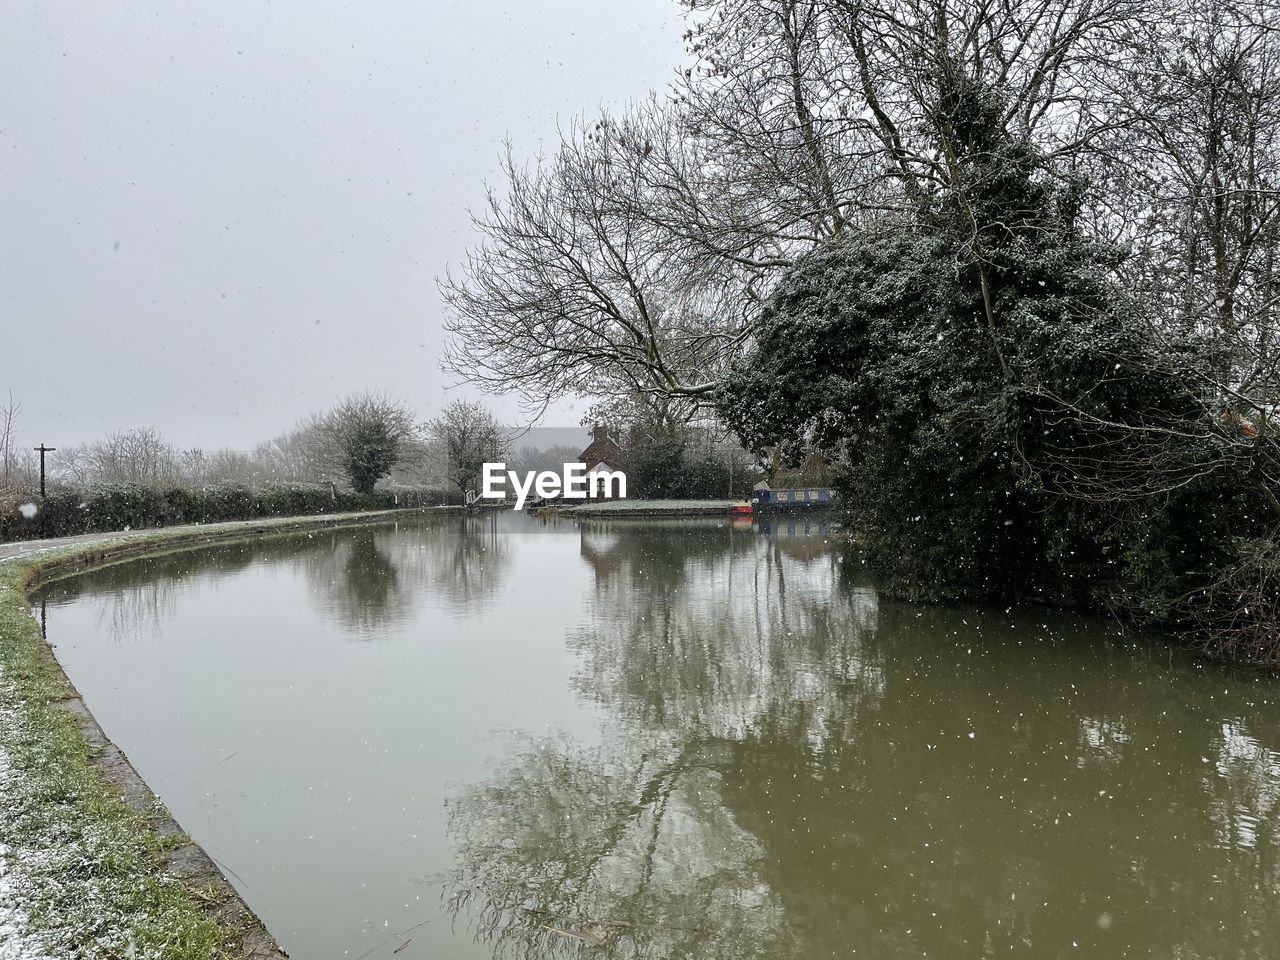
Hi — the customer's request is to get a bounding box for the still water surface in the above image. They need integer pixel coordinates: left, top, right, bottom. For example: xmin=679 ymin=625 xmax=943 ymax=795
xmin=37 ymin=512 xmax=1280 ymax=959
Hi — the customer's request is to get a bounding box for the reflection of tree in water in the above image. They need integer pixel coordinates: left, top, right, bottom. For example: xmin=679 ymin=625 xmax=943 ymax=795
xmin=295 ymin=518 xmax=511 ymax=631
xmin=447 ymin=524 xmax=1280 ymax=959
xmin=39 ymin=538 xmax=292 ymax=645
xmin=448 ymin=730 xmax=782 ymax=960
xmin=577 ymin=519 xmax=755 ymax=593
xmin=295 ymin=517 xmax=513 ymax=633
xmin=446 ymin=527 xmax=879 ymax=958
xmin=39 ymin=518 xmax=514 ymax=646
xmin=1204 ymin=719 xmax=1280 ymax=855
xmin=50 ymin=526 xmax=419 ymax=640
xmin=573 ymin=522 xmax=880 ymax=739
xmin=299 ymin=528 xmax=408 ymax=636
xmin=417 ymin=514 xmax=511 ymax=613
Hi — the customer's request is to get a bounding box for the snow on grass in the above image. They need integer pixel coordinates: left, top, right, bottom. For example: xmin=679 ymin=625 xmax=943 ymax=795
xmin=0 ymin=852 xmax=49 ymax=960
xmin=0 ymin=715 xmax=51 ymax=960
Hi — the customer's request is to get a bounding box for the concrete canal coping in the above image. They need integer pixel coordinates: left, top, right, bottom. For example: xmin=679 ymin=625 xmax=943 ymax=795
xmin=0 ymin=506 xmax=461 ymax=960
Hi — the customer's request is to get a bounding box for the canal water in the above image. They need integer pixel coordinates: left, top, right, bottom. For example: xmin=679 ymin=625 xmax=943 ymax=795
xmin=35 ymin=512 xmax=1280 ymax=959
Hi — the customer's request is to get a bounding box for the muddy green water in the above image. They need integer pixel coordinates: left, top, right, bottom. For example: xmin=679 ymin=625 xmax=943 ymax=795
xmin=36 ymin=512 xmax=1280 ymax=959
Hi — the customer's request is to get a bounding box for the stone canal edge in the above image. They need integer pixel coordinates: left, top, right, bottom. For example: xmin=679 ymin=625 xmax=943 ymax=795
xmin=0 ymin=507 xmax=461 ymax=959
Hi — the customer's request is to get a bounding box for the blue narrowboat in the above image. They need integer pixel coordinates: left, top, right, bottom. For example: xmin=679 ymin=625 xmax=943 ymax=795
xmin=752 ymin=483 xmax=836 ymax=511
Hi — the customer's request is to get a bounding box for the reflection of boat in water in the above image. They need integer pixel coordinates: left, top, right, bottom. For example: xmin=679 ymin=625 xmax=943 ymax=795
xmin=754 ymin=517 xmax=836 ymax=539
xmin=754 ymin=516 xmax=837 ymax=560
xmin=751 ymin=481 xmax=836 ymax=512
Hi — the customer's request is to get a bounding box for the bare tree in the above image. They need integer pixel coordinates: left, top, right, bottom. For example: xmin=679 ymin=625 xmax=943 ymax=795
xmin=440 ymin=112 xmax=749 ymax=417
xmin=427 ymin=400 xmax=506 ymax=497
xmin=63 ymin=427 xmax=181 ymax=487
xmin=1096 ymin=0 xmax=1280 ymax=403
xmin=0 ymin=391 xmax=19 ymax=491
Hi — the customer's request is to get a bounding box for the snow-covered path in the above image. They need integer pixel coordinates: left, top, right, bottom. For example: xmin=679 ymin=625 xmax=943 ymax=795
xmin=0 ymin=524 xmax=264 ymax=565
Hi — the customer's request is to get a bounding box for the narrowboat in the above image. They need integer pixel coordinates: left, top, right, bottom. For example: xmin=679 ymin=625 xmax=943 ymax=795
xmin=751 ymin=481 xmax=836 ymax=511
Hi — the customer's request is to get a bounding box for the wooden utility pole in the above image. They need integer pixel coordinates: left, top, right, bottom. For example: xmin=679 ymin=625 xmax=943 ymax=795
xmin=34 ymin=443 xmax=55 ymax=497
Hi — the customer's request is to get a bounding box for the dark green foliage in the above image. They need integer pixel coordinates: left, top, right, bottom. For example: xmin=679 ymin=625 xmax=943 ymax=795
xmin=718 ymin=74 xmax=1275 ymax=634
xmin=717 ymin=216 xmax=1136 ymax=602
xmin=625 ymin=432 xmax=756 ymax=499
xmin=317 ymin=391 xmax=416 ymax=494
xmin=627 ymin=441 xmax=689 ymax=499
xmin=0 ymin=485 xmax=458 ymax=543
xmin=344 ymin=420 xmax=400 ymax=494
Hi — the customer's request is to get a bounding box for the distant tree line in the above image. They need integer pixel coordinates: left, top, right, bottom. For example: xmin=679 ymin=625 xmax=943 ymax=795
xmin=0 ymin=393 xmax=513 ymax=498
xmin=442 ymin=0 xmax=1280 ymax=664
xmin=0 ymin=392 xmax=520 ymax=540
xmin=0 ymin=486 xmax=413 ymax=543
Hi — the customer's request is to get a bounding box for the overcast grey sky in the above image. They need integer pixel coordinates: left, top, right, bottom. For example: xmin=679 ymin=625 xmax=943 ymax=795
xmin=0 ymin=0 xmax=685 ymax=450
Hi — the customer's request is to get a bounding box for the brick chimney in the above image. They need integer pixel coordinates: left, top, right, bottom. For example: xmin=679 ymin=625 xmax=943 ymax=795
xmin=593 ymin=424 xmax=609 ymax=442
